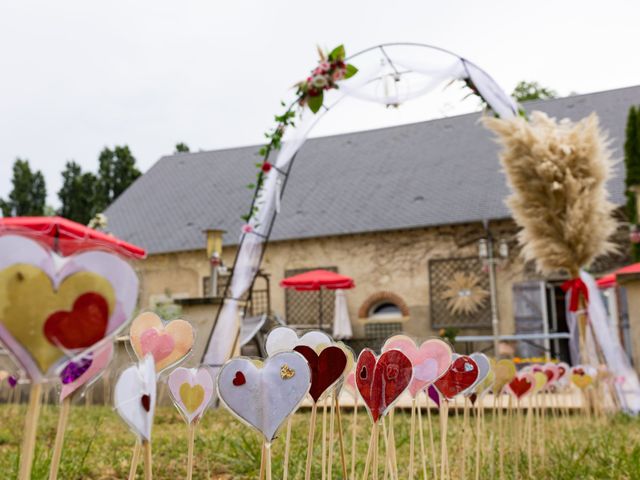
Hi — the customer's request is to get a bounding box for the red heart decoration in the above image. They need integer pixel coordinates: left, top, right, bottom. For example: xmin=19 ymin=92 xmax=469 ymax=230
xmin=294 ymin=345 xmax=347 ymax=403
xmin=44 ymin=293 xmax=109 ymax=349
xmin=232 ymin=371 xmax=246 ymax=386
xmin=141 ymin=394 xmax=151 ymax=412
xmin=355 ymin=349 xmax=412 ymax=423
xmin=507 ymin=372 xmax=535 ymax=399
xmin=543 ymin=368 xmax=555 ymax=383
xmin=434 ymin=356 xmax=478 ymax=400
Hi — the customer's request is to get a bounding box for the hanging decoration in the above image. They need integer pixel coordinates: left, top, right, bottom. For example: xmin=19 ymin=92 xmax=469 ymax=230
xmin=440 ymin=271 xmax=489 ymax=316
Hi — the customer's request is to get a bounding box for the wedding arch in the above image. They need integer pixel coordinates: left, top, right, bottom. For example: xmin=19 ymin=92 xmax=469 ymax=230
xmin=202 ymin=43 xmax=518 ymax=369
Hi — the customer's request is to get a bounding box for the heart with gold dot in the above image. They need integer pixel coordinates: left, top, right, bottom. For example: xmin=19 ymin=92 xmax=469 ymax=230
xmin=0 ymin=235 xmax=138 ymax=382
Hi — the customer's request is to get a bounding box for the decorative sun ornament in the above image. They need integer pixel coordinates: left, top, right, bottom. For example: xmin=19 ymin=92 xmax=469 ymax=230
xmin=440 ymin=272 xmax=489 ymax=316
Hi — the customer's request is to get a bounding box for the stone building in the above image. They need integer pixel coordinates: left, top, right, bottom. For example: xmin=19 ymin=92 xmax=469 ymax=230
xmin=105 ymin=86 xmax=638 ymax=363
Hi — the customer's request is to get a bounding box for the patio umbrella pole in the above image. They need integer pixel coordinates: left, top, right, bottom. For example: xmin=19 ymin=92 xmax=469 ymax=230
xmin=319 ymin=289 xmax=323 ymax=330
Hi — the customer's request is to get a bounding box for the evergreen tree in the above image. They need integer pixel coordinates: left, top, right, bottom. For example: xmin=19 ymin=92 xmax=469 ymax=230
xmin=175 ymin=142 xmax=190 ymax=153
xmin=624 ymin=106 xmax=640 ymax=260
xmin=512 ymin=81 xmax=557 ymax=102
xmin=58 ymin=161 xmax=99 ymax=224
xmin=95 ymin=145 xmax=141 ymax=211
xmin=0 ymin=159 xmax=47 ymax=216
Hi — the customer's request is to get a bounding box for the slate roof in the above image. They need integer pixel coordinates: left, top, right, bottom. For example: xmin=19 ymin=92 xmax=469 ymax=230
xmin=105 ymin=85 xmax=640 ymax=255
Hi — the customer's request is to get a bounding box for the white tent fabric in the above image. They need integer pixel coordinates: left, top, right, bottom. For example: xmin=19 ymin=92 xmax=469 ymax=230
xmin=332 ymin=289 xmax=353 ymax=340
xmin=570 ymin=271 xmax=640 ymax=413
xmin=203 ymin=43 xmax=516 ymax=371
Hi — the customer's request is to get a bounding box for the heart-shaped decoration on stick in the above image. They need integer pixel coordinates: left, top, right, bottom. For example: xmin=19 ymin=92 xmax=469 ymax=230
xmin=129 ymin=312 xmax=194 ymax=374
xmin=469 ymin=353 xmax=491 ymax=392
xmin=434 ymin=355 xmax=479 ymax=400
xmin=507 ymin=372 xmax=535 ymax=399
xmin=570 ymin=365 xmax=595 ymax=390
xmin=114 ymin=355 xmax=156 ymax=441
xmin=217 ymin=352 xmax=311 ymax=442
xmin=493 ymin=358 xmax=517 ymax=394
xmin=265 ymin=326 xmax=332 ymax=356
xmin=0 ymin=235 xmax=138 ymax=382
xmin=294 ymin=345 xmax=347 ymax=402
xmin=356 ymin=348 xmax=412 ymax=423
xmin=382 ymin=335 xmax=452 ymax=397
xmin=60 ymin=342 xmax=114 ymax=401
xmin=168 ymin=367 xmax=214 ymax=424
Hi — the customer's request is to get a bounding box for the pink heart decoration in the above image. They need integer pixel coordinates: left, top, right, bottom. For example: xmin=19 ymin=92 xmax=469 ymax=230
xmin=60 ymin=343 xmax=114 ymax=401
xmin=382 ymin=335 xmax=452 ymax=397
xmin=140 ymin=329 xmax=175 ymax=362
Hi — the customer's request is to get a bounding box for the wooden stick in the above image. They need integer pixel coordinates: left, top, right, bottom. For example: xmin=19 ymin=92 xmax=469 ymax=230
xmin=527 ymin=397 xmax=533 ymax=478
xmin=305 ymin=403 xmax=318 ymax=480
xmin=265 ymin=442 xmax=272 ymax=480
xmin=372 ymin=420 xmax=379 ymax=480
xmin=515 ymin=399 xmax=521 ymax=480
xmin=322 ymin=397 xmax=328 ymax=480
xmin=143 ymin=440 xmax=153 ymax=480
xmin=328 ymin=394 xmax=336 ymax=480
xmin=389 ymin=409 xmax=398 ymax=480
xmin=48 ymin=396 xmax=71 ymax=480
xmin=440 ymin=401 xmax=449 ymax=480
xmin=350 ymin=396 xmax=359 ymax=480
xmin=498 ymin=394 xmax=504 ymax=480
xmin=381 ymin=417 xmax=390 ymax=480
xmin=361 ymin=422 xmax=377 ymax=480
xmin=416 ymin=397 xmax=428 ymax=480
xmin=425 ymin=392 xmax=437 ymax=480
xmin=282 ymin=416 xmax=293 ymax=480
xmin=186 ymin=422 xmax=196 ymax=480
xmin=409 ymin=398 xmax=416 ymax=480
xmin=475 ymin=401 xmax=481 ymax=480
xmin=128 ymin=440 xmax=142 ymax=480
xmin=461 ymin=397 xmax=469 ymax=480
xmin=335 ymin=396 xmax=349 ymax=480
xmin=259 ymin=441 xmax=266 ymax=480
xmin=18 ymin=382 xmax=43 ymax=480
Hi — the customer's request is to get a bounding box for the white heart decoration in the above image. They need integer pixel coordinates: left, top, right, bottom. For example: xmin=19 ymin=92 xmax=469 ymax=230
xmin=469 ymin=353 xmax=491 ymax=391
xmin=264 ymin=326 xmax=332 ymax=356
xmin=217 ymin=352 xmax=311 ymax=442
xmin=114 ymin=355 xmax=156 ymax=441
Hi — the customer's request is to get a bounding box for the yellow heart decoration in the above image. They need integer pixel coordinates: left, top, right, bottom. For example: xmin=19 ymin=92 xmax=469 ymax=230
xmin=0 ymin=264 xmax=115 ymax=373
xmin=493 ymin=359 xmax=517 ymax=393
xmin=571 ymin=373 xmax=593 ymax=390
xmin=533 ymin=371 xmax=548 ymax=393
xmin=179 ymin=383 xmax=205 ymax=413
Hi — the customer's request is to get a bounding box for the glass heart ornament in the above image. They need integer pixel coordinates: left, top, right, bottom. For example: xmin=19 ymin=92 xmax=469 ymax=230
xmin=0 ymin=234 xmax=138 ymax=382
xmin=60 ymin=342 xmax=114 ymax=401
xmin=114 ymin=354 xmax=156 ymax=441
xmin=356 ymin=348 xmax=413 ymax=423
xmin=382 ymin=335 xmax=452 ymax=397
xmin=217 ymin=351 xmax=311 ymax=443
xmin=264 ymin=326 xmax=332 ymax=356
xmin=293 ymin=345 xmax=348 ymax=403
xmin=168 ymin=367 xmax=215 ymax=424
xmin=434 ymin=355 xmax=479 ymax=400
xmin=129 ymin=312 xmax=194 ymax=374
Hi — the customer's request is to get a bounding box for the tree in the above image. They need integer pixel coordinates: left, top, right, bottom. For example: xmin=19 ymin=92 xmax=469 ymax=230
xmin=512 ymin=81 xmax=557 ymax=103
xmin=625 ymin=106 xmax=640 ymax=260
xmin=95 ymin=145 xmax=141 ymax=211
xmin=0 ymin=159 xmax=47 ymax=216
xmin=175 ymin=142 xmax=190 ymax=153
xmin=57 ymin=161 xmax=99 ymax=224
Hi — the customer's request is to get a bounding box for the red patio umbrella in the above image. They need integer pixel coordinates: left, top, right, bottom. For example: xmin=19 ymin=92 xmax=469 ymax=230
xmin=280 ymin=269 xmax=355 ymax=328
xmin=0 ymin=216 xmax=146 ymax=259
xmin=596 ymin=262 xmax=640 ymax=289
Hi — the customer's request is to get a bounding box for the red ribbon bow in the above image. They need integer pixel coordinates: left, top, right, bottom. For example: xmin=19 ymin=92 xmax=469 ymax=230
xmin=561 ymin=277 xmax=589 ymax=312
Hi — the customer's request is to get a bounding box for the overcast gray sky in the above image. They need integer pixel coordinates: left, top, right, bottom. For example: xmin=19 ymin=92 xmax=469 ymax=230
xmin=1 ymin=0 xmax=639 ymax=207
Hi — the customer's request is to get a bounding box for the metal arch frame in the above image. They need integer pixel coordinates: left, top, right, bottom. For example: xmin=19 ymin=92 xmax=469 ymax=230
xmin=201 ymin=42 xmax=516 ymax=365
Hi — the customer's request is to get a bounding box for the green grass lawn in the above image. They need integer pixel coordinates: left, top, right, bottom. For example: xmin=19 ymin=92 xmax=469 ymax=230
xmin=1 ymin=402 xmax=640 ymax=479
